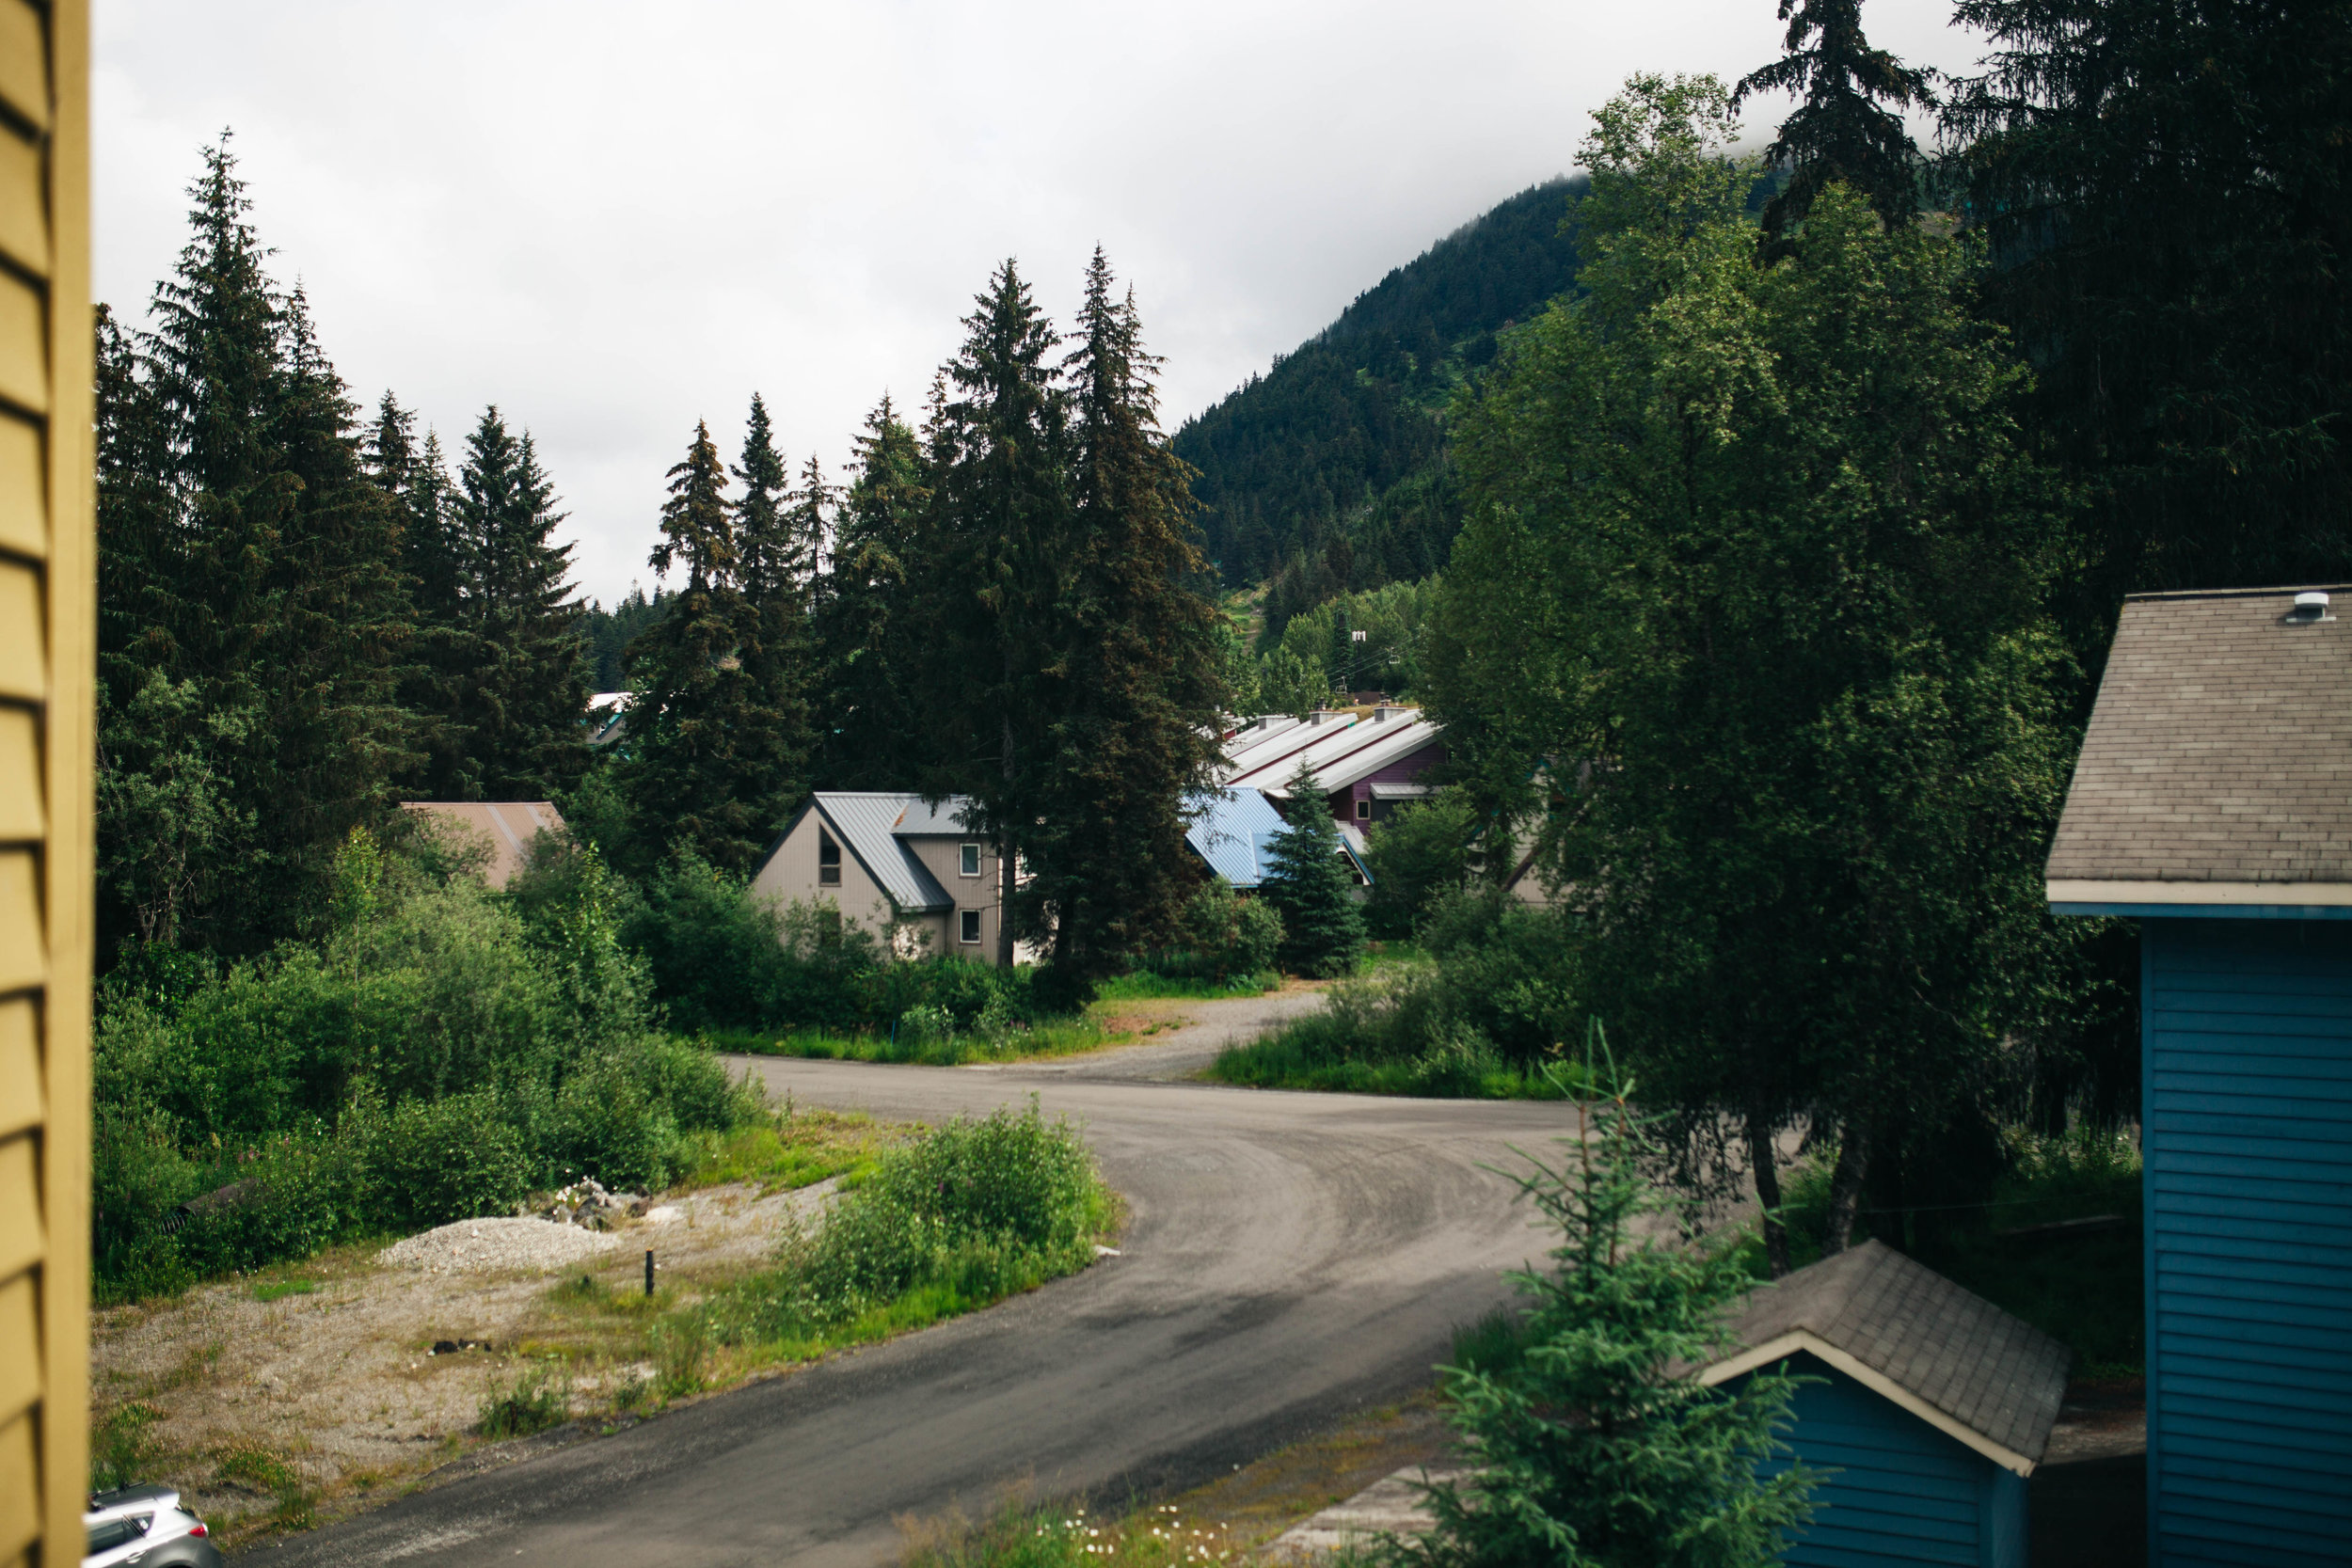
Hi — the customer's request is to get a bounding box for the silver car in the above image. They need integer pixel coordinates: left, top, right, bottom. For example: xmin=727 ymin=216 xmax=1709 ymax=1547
xmin=83 ymin=1484 xmax=224 ymax=1568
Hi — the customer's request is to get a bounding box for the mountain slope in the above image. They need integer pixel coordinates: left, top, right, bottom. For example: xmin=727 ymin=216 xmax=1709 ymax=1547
xmin=1174 ymin=177 xmax=1590 ymax=597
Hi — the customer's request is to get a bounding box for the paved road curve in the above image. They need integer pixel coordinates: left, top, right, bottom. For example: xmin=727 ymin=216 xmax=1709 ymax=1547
xmin=246 ymin=996 xmax=1576 ymax=1567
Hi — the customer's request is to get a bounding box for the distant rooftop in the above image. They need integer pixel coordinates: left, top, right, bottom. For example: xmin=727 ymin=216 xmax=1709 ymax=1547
xmin=400 ymin=800 xmax=564 ymax=889
xmin=2047 ymin=586 xmax=2352 ymax=906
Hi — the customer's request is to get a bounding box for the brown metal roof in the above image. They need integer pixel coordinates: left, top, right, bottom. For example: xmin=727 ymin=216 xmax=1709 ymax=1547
xmin=399 ymin=800 xmax=565 ymax=889
xmin=1714 ymin=1240 xmax=2070 ymax=1468
xmin=2047 ymin=586 xmax=2352 ymax=891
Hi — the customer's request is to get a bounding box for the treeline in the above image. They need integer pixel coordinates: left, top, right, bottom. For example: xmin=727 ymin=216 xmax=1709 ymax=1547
xmin=98 ymin=141 xmax=1228 ymax=1002
xmin=1306 ymin=0 xmax=2352 ymax=1275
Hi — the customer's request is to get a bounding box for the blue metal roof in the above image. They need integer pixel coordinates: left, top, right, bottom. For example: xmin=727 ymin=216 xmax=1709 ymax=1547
xmin=1185 ymin=788 xmax=1290 ymax=888
xmin=1185 ymin=788 xmax=1370 ymax=888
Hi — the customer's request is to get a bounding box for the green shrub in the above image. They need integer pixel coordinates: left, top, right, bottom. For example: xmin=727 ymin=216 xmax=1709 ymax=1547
xmin=359 ymin=1090 xmax=532 ymax=1229
xmin=478 ymin=1364 xmax=571 ymax=1439
xmin=715 ymin=1100 xmax=1113 ymax=1338
xmin=1147 ymin=880 xmax=1283 ymax=980
xmin=1360 ymin=788 xmax=1476 ymax=940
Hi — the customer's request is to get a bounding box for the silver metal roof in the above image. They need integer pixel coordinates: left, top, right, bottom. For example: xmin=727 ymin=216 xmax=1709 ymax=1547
xmin=798 ymin=792 xmax=977 ymax=913
xmin=1271 ymin=713 xmax=1440 ymax=796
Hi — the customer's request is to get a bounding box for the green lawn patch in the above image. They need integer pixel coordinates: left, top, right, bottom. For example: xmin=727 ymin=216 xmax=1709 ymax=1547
xmin=250 ymin=1277 xmax=315 ymax=1303
xmin=1208 ymin=1035 xmax=1576 ymax=1100
xmin=1090 ymin=970 xmax=1279 ymax=1002
xmin=709 ymin=1014 xmax=1109 ymax=1066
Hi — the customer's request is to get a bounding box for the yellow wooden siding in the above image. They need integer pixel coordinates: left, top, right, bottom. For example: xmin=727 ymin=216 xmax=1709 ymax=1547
xmin=0 ymin=2 xmax=93 ymax=1562
xmin=0 ymin=4 xmax=43 ymax=135
xmin=0 ymin=413 xmax=40 ymax=558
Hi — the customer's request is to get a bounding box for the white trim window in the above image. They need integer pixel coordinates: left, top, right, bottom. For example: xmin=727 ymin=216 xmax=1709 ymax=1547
xmin=960 ymin=842 xmax=982 ymax=877
xmin=959 ymin=909 xmax=983 ymax=944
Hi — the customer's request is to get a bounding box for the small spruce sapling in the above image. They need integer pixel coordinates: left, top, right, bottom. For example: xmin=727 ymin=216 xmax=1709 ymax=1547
xmin=1258 ymin=761 xmax=1366 ymax=977
xmin=1395 ymin=1029 xmax=1817 ymax=1568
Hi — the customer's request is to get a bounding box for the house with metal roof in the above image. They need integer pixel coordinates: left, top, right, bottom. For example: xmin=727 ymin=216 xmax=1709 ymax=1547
xmin=1223 ymin=706 xmax=1446 ymax=830
xmin=2045 ymin=584 xmax=2352 ymax=1565
xmin=749 ymin=792 xmax=1008 ymax=962
xmin=399 ymin=800 xmax=565 ymax=889
xmin=1702 ymin=1241 xmax=2068 ymax=1568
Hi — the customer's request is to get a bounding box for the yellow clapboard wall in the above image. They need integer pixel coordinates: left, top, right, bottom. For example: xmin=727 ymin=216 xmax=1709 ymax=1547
xmin=0 ymin=2 xmax=90 ymax=1564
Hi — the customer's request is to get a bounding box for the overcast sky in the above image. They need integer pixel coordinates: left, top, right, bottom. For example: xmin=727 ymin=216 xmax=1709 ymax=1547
xmin=93 ymin=0 xmax=1980 ymax=606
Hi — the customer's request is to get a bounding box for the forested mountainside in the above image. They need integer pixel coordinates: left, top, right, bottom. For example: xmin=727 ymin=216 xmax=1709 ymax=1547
xmin=1172 ymin=176 xmax=1589 ymax=611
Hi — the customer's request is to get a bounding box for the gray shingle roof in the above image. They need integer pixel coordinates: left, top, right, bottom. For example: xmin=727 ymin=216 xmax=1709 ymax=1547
xmin=807 ymin=793 xmax=967 ymax=913
xmin=2047 ymin=586 xmax=2352 ymax=887
xmin=1721 ymin=1240 xmax=2069 ymax=1465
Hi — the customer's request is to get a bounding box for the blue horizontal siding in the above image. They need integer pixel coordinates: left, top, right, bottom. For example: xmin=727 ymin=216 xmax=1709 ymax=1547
xmin=1752 ymin=1354 xmax=2012 ymax=1568
xmin=2146 ymin=919 xmax=2352 ymax=1568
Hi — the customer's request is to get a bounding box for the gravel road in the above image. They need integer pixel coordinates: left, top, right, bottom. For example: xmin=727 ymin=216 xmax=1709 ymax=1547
xmin=243 ymin=991 xmax=1573 ymax=1568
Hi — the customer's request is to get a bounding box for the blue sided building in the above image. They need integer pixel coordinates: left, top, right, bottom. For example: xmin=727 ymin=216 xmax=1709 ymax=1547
xmin=2047 ymin=585 xmax=2352 ymax=1565
xmin=1701 ymin=1241 xmax=2069 ymax=1568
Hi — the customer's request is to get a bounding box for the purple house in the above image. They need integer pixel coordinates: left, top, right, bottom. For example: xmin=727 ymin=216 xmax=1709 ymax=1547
xmin=1223 ymin=706 xmax=1446 ymax=831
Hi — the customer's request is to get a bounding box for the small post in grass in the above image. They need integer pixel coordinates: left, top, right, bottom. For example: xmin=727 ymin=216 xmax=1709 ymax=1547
xmin=644 ymin=1249 xmax=654 ymax=1299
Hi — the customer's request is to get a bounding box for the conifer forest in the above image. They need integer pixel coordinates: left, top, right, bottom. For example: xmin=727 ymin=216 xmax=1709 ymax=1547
xmin=76 ymin=0 xmax=2352 ymax=1549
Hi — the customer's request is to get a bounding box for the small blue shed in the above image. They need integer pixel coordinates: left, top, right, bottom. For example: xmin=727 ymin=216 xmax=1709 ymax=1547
xmin=1702 ymin=1241 xmax=2069 ymax=1568
xmin=2047 ymin=585 xmax=2352 ymax=1565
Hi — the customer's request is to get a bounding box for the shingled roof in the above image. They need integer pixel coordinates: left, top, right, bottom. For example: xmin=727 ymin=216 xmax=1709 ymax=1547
xmin=2047 ymin=586 xmax=2352 ymax=907
xmin=1698 ymin=1240 xmax=2069 ymax=1476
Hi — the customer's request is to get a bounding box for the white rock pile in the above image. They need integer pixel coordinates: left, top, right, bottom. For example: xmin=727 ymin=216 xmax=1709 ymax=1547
xmin=377 ymin=1216 xmax=625 ymax=1275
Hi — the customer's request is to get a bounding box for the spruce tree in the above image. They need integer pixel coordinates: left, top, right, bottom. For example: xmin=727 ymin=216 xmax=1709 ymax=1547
xmin=730 ymin=395 xmax=815 ymax=828
xmin=453 ymin=407 xmax=590 ymax=799
xmin=918 ymin=261 xmax=1074 ymax=968
xmin=812 ymin=394 xmax=931 ymax=789
xmin=370 ymin=397 xmax=477 ymax=799
xmin=95 ymin=135 xmax=407 ymax=954
xmin=1944 ymin=0 xmax=2352 ymax=657
xmin=1733 ymin=0 xmax=1934 ymax=244
xmin=1259 ymin=762 xmax=1365 ymax=977
xmin=1028 ymin=248 xmax=1229 ymax=979
xmin=619 ymin=420 xmax=802 ymax=873
xmin=1397 ymin=1041 xmax=1816 ymax=1568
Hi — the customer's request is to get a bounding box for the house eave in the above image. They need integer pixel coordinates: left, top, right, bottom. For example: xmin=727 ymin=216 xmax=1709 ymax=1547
xmin=2048 ymin=878 xmax=2352 ymax=918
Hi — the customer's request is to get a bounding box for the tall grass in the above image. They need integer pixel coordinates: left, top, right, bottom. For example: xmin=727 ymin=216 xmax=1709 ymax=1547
xmin=675 ymin=1101 xmax=1118 ymax=1376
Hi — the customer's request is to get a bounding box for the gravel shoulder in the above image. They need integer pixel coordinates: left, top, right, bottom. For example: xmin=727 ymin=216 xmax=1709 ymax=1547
xmin=91 ymin=1174 xmax=844 ymax=1546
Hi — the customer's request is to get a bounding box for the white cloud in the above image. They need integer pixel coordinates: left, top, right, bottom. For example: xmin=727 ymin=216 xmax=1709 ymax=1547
xmin=94 ymin=0 xmax=1979 ymax=603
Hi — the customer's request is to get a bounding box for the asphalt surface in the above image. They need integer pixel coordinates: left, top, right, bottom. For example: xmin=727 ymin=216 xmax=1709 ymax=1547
xmin=245 ymin=993 xmax=1577 ymax=1567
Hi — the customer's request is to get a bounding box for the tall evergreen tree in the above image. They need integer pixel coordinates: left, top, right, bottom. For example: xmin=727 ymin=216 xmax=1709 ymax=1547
xmin=95 ymin=136 xmax=407 ymax=955
xmin=452 ymin=407 xmax=590 ymax=799
xmin=1027 ymin=248 xmax=1229 ymax=978
xmin=812 ymin=395 xmax=931 ymax=789
xmin=619 ymin=421 xmax=803 ymax=873
xmin=369 ymin=395 xmax=475 ymax=799
xmin=919 ymin=261 xmax=1074 ymax=968
xmin=1733 ymin=0 xmax=1933 ymax=245
xmin=1943 ymin=0 xmax=2352 ymax=658
xmin=730 ymin=395 xmax=816 ymax=829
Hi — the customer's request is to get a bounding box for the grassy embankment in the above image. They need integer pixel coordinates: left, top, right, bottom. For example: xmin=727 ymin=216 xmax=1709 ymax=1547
xmin=489 ymin=1099 xmax=1119 ymax=1421
xmin=713 ymin=970 xmax=1278 ymax=1067
xmin=1206 ymin=947 xmax=1585 ymax=1101
xmin=93 ymin=1102 xmax=1116 ymax=1544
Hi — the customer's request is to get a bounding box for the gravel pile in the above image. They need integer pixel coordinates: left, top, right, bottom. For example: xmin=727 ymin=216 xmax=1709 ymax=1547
xmin=378 ymin=1216 xmax=627 ymax=1275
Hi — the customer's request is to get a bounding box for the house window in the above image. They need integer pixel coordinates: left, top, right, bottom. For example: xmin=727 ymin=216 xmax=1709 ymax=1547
xmin=1355 ymin=798 xmax=1371 ymax=820
xmin=960 ymin=909 xmax=983 ymax=944
xmin=818 ymin=828 xmax=841 ymax=887
xmin=960 ymin=842 xmax=982 ymax=878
